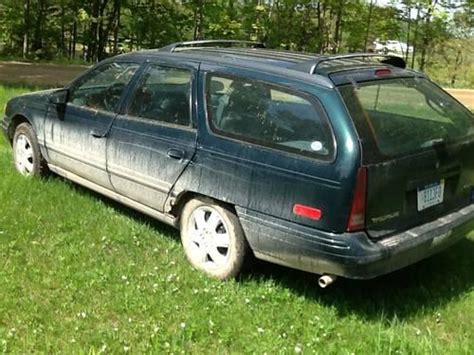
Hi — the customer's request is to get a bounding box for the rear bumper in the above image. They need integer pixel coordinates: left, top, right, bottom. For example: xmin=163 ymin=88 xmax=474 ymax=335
xmin=237 ymin=203 xmax=474 ymax=279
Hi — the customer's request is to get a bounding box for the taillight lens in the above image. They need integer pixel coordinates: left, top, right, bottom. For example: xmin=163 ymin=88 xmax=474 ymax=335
xmin=375 ymin=68 xmax=392 ymax=77
xmin=347 ymin=167 xmax=367 ymax=232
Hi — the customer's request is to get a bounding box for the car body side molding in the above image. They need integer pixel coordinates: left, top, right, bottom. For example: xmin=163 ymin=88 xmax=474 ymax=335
xmin=48 ymin=164 xmax=178 ymax=228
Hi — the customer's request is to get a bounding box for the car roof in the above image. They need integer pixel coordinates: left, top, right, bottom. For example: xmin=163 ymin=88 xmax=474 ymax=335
xmin=115 ymin=41 xmax=420 ymax=87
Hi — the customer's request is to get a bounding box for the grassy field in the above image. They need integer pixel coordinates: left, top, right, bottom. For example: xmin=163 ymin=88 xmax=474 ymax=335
xmin=0 ymin=85 xmax=473 ymax=353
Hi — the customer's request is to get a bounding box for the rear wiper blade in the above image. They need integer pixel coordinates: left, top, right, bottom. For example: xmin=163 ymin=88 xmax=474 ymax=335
xmin=420 ymin=138 xmax=445 ymax=148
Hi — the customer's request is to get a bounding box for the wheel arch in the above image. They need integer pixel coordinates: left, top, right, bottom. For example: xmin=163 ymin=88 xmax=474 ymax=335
xmin=8 ymin=114 xmax=33 ymax=143
xmin=168 ymin=191 xmax=238 ymax=226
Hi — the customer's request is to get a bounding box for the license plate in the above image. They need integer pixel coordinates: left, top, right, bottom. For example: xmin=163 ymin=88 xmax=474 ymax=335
xmin=417 ymin=180 xmax=445 ymax=211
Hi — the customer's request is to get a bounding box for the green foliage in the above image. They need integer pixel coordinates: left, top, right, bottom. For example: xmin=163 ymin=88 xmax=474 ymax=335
xmin=197 ymin=2 xmax=244 ymax=39
xmin=0 ymin=0 xmax=472 ymax=84
xmin=370 ymin=5 xmax=402 ymax=43
xmin=426 ymin=37 xmax=474 ymax=88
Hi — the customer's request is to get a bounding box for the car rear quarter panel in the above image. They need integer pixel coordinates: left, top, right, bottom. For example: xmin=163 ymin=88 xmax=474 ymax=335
xmin=171 ymin=66 xmax=361 ymax=234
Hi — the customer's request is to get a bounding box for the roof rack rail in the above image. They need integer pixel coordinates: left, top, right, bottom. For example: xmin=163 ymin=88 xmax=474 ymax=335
xmin=292 ymin=53 xmax=406 ymax=74
xmin=159 ymin=40 xmax=265 ymax=52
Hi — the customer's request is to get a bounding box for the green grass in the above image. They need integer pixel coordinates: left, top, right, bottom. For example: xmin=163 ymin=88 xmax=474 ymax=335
xmin=0 ymin=85 xmax=473 ymax=353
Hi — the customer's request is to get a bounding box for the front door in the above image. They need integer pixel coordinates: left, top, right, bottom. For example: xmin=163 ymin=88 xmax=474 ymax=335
xmin=45 ymin=61 xmax=140 ymax=188
xmin=106 ymin=62 xmax=198 ymax=212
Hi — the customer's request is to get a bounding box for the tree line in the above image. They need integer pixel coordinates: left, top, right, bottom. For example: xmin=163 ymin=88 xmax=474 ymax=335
xmin=0 ymin=0 xmax=472 ymax=85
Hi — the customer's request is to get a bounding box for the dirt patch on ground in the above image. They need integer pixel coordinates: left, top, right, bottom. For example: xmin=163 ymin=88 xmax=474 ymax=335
xmin=0 ymin=61 xmax=472 ymax=108
xmin=446 ymin=89 xmax=474 ymax=109
xmin=0 ymin=61 xmax=89 ymax=88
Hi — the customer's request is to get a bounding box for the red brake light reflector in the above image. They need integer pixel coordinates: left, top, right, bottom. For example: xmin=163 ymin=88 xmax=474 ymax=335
xmin=293 ymin=204 xmax=322 ymax=221
xmin=347 ymin=167 xmax=367 ymax=232
xmin=375 ymin=68 xmax=392 ymax=77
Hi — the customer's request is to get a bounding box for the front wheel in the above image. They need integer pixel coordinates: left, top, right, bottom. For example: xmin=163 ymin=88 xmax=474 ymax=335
xmin=180 ymin=197 xmax=248 ymax=280
xmin=12 ymin=122 xmax=48 ymax=177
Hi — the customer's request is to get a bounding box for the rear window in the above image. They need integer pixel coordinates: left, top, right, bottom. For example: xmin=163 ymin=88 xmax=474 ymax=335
xmin=339 ymin=78 xmax=474 ymax=159
xmin=206 ymin=74 xmax=335 ymax=160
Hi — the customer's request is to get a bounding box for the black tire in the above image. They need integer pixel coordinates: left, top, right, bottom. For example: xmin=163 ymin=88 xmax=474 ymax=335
xmin=12 ymin=122 xmax=48 ymax=177
xmin=180 ymin=197 xmax=248 ymax=280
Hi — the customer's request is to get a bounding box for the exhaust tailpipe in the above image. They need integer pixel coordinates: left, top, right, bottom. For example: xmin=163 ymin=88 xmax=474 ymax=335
xmin=318 ymin=274 xmax=337 ymax=288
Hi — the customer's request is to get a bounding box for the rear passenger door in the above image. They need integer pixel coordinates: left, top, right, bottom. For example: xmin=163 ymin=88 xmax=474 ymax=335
xmin=106 ymin=62 xmax=198 ymax=212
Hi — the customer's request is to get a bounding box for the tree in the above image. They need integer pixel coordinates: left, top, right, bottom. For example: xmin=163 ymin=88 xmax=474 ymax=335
xmin=0 ymin=0 xmax=470 ymax=90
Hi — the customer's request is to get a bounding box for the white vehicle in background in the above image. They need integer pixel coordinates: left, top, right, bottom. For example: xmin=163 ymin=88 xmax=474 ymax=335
xmin=385 ymin=40 xmax=414 ymax=54
xmin=373 ymin=40 xmax=413 ymax=54
xmin=372 ymin=40 xmax=387 ymax=53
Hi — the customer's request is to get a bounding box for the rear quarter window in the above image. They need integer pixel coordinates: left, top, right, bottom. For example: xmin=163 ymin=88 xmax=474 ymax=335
xmin=205 ymin=74 xmax=335 ymax=160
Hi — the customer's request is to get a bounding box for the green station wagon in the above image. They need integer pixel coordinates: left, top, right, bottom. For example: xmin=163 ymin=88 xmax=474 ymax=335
xmin=2 ymin=40 xmax=474 ymax=287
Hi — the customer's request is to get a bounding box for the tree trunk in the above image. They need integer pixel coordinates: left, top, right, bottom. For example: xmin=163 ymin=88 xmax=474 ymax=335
xmin=23 ymin=0 xmax=30 ymax=58
xmin=411 ymin=5 xmax=421 ymax=69
xmin=364 ymin=0 xmax=374 ymax=52
xmin=97 ymin=0 xmax=110 ymax=61
xmin=316 ymin=2 xmax=323 ymax=53
xmin=87 ymin=0 xmax=100 ymax=62
xmin=32 ymin=0 xmax=46 ymax=53
xmin=68 ymin=26 xmax=72 ymax=59
xmin=61 ymin=3 xmax=66 ymax=58
xmin=113 ymin=0 xmax=121 ymax=54
xmin=72 ymin=20 xmax=77 ymax=60
xmin=450 ymin=48 xmax=463 ymax=86
xmin=192 ymin=1 xmax=198 ymax=40
xmin=319 ymin=0 xmax=330 ymax=53
xmin=405 ymin=5 xmax=411 ymax=63
xmin=193 ymin=0 xmax=204 ymax=40
xmin=198 ymin=0 xmax=204 ymax=40
xmin=150 ymin=1 xmax=156 ymax=48
xmin=419 ymin=1 xmax=438 ymax=71
xmin=298 ymin=5 xmax=312 ymax=51
xmin=333 ymin=0 xmax=343 ymax=53
xmin=324 ymin=2 xmax=331 ymax=53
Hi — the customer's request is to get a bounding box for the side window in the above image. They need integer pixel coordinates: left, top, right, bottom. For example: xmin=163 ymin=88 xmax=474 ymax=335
xmin=206 ymin=75 xmax=334 ymax=159
xmin=69 ymin=62 xmax=139 ymax=113
xmin=127 ymin=65 xmax=192 ymax=127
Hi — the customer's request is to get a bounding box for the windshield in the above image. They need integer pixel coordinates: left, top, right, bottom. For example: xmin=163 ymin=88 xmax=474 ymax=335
xmin=339 ymin=77 xmax=474 ymax=158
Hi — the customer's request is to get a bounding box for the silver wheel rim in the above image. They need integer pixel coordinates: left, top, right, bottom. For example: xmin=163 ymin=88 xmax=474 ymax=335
xmin=186 ymin=206 xmax=231 ymax=269
xmin=14 ymin=134 xmax=34 ymax=176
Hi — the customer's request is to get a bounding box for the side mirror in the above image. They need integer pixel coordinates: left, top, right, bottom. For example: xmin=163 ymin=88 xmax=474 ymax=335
xmin=49 ymin=88 xmax=69 ymax=106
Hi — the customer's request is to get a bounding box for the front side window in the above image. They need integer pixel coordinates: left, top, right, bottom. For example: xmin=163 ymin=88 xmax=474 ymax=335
xmin=127 ymin=65 xmax=192 ymax=126
xmin=69 ymin=62 xmax=139 ymax=113
xmin=339 ymin=77 xmax=474 ymax=158
xmin=206 ymin=75 xmax=334 ymax=159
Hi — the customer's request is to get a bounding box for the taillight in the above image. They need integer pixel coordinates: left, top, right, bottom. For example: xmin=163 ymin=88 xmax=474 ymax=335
xmin=375 ymin=68 xmax=392 ymax=77
xmin=347 ymin=167 xmax=367 ymax=232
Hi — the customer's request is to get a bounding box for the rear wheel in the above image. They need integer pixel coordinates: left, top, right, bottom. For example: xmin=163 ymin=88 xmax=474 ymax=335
xmin=180 ymin=197 xmax=248 ymax=280
xmin=12 ymin=123 xmax=48 ymax=177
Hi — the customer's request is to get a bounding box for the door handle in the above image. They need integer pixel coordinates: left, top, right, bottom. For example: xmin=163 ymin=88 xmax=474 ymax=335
xmin=90 ymin=129 xmax=107 ymax=138
xmin=167 ymin=148 xmax=185 ymax=160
